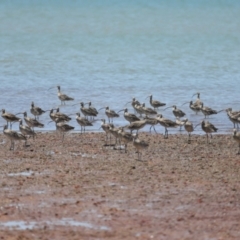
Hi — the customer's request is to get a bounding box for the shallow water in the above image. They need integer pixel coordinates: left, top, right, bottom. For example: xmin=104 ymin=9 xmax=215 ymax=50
xmin=0 ymin=0 xmax=239 ymax=134
xmin=0 ymin=219 xmax=110 ymax=231
xmin=7 ymin=170 xmax=34 ymax=177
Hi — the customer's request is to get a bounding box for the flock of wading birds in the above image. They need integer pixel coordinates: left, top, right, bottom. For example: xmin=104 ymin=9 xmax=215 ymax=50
xmin=1 ymin=86 xmax=240 ymax=159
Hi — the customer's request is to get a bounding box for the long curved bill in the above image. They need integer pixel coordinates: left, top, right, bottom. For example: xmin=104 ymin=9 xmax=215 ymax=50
xmin=163 ymin=106 xmax=172 ymax=111
xmin=125 ymin=101 xmax=132 ymax=106
xmin=72 ymin=103 xmax=80 ymax=107
xmin=181 ymin=101 xmax=189 ymax=107
xmin=117 ymin=109 xmax=125 ymax=113
xmin=194 ymin=122 xmax=201 ymax=130
xmin=217 ymin=109 xmax=225 ymax=113
xmin=48 ymin=86 xmax=56 ymax=90
xmin=98 ymin=107 xmax=106 ymax=112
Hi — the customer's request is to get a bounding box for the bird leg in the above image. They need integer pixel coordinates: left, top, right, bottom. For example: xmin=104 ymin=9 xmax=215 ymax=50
xmin=188 ymin=133 xmax=191 ymax=144
xmin=10 ymin=140 xmax=14 ymax=151
xmin=109 ymin=134 xmax=112 ymax=145
xmin=105 ymin=133 xmax=108 ymax=143
xmin=24 ymin=137 xmax=28 ymax=147
xmin=119 ymin=139 xmax=122 ymax=150
xmin=139 ymin=152 xmax=142 ymax=161
xmin=153 ymin=126 xmax=158 ymax=134
xmin=114 ymin=137 xmax=118 ymax=148
xmin=206 ymin=134 xmax=209 ymax=143
xmin=137 ymin=151 xmax=140 ymax=161
xmin=164 ymin=128 xmax=168 ymax=139
xmin=151 ymin=125 xmax=157 ymax=134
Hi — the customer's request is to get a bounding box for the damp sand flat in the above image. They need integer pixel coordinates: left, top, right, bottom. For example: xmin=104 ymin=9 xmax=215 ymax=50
xmin=0 ymin=132 xmax=240 ymax=239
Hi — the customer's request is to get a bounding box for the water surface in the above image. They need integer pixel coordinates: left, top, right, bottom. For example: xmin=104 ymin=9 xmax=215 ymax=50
xmin=0 ymin=0 xmax=239 ymax=134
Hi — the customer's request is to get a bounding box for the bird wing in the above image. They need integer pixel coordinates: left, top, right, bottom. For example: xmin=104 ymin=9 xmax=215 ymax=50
xmin=60 ymin=94 xmax=74 ymax=101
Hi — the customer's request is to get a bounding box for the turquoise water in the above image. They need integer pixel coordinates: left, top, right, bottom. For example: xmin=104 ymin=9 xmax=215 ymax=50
xmin=0 ymin=0 xmax=240 ymax=133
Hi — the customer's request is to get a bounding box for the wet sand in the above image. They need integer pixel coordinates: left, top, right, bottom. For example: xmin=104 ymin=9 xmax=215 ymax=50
xmin=0 ymin=131 xmax=240 ymax=239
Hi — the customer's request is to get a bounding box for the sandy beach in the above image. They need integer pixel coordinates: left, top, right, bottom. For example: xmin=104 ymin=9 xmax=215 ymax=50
xmin=0 ymin=131 xmax=240 ymax=239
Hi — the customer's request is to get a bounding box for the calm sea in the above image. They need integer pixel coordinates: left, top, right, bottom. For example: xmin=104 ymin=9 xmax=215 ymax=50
xmin=1 ymin=0 xmax=240 ymax=134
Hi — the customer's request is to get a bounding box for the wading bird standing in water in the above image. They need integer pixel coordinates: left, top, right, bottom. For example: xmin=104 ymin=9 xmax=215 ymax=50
xmin=49 ymin=85 xmax=74 ymax=105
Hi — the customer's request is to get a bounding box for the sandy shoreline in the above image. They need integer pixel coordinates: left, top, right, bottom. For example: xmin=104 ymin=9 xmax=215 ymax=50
xmin=0 ymin=131 xmax=240 ymax=239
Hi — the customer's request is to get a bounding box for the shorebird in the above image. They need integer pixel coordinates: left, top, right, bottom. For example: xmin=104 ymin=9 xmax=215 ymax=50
xmin=53 ymin=118 xmax=74 ymax=141
xmin=200 ymin=103 xmax=217 ymax=118
xmin=118 ymin=108 xmax=140 ymax=123
xmin=125 ymin=119 xmax=147 ymax=134
xmin=17 ymin=112 xmax=44 ymax=130
xmin=75 ymin=112 xmax=93 ymax=133
xmin=109 ymin=125 xmax=121 ymax=147
xmin=143 ymin=115 xmax=158 ymax=133
xmin=48 ymin=109 xmax=58 ymax=122
xmin=192 ymin=92 xmax=203 ymax=106
xmin=226 ymin=108 xmax=240 ymax=129
xmin=99 ymin=106 xmax=119 ymax=123
xmin=87 ymin=102 xmax=98 ymax=118
xmin=226 ymin=108 xmax=240 ymax=116
xmin=2 ymin=125 xmax=26 ymax=150
xmin=196 ymin=120 xmax=218 ymax=143
xmin=164 ymin=105 xmax=186 ymax=118
xmin=175 ymin=117 xmax=186 ymax=131
xmin=30 ymin=102 xmax=46 ymax=119
xmin=80 ymin=102 xmax=94 ymax=118
xmin=233 ymin=129 xmax=240 ymax=154
xmin=146 ymin=95 xmax=166 ymax=109
xmin=100 ymin=119 xmax=114 ymax=145
xmin=118 ymin=127 xmax=133 ymax=153
xmin=132 ymin=134 xmax=149 ymax=161
xmin=54 ymin=108 xmax=71 ymax=122
xmin=131 ymin=97 xmax=141 ymax=108
xmin=1 ymin=109 xmax=21 ymax=129
xmin=182 ymin=119 xmax=194 ymax=143
xmin=141 ymin=103 xmax=157 ymax=116
xmin=126 ymin=98 xmax=141 ymax=115
xmin=49 ymin=85 xmax=74 ymax=105
xmin=134 ymin=102 xmax=145 ymax=117
xmin=126 ymin=97 xmax=140 ymax=108
xmin=18 ymin=119 xmax=36 ymax=146
xmin=72 ymin=102 xmax=95 ymax=119
xmin=156 ymin=114 xmax=178 ymax=139
xmin=182 ymin=101 xmax=201 ymax=115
